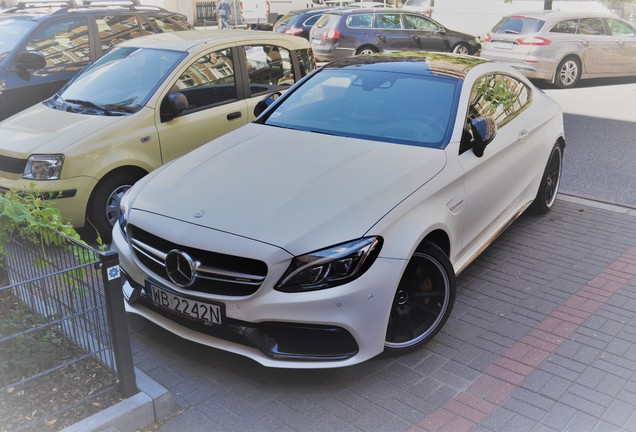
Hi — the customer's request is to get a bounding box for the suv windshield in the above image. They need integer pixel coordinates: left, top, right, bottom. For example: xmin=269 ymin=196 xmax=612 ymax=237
xmin=51 ymin=47 xmax=185 ymax=115
xmin=0 ymin=17 xmax=38 ymax=62
xmin=493 ymin=16 xmax=545 ymax=34
xmin=262 ymin=67 xmax=458 ymax=149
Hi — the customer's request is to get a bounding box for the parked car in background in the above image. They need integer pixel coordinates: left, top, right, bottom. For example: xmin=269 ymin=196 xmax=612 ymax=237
xmin=0 ymin=30 xmax=315 ymax=241
xmin=481 ymin=11 xmax=636 ymax=89
xmin=0 ymin=0 xmax=192 ymax=121
xmin=273 ymin=7 xmax=330 ymax=39
xmin=401 ymin=0 xmax=433 ymax=15
xmin=242 ymin=0 xmax=325 ymax=28
xmin=309 ymin=8 xmax=480 ymax=61
xmin=112 ymin=52 xmax=564 ymax=368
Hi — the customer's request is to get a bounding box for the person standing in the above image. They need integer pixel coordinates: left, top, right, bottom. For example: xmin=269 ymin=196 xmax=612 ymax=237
xmin=217 ymin=0 xmax=231 ymax=29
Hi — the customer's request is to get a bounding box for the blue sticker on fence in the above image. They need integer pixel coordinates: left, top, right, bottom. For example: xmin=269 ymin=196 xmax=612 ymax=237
xmin=108 ymin=266 xmax=121 ymax=281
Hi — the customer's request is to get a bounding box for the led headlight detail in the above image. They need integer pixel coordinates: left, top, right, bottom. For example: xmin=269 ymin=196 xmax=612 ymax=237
xmin=23 ymin=154 xmax=64 ymax=180
xmin=276 ymin=237 xmax=382 ymax=292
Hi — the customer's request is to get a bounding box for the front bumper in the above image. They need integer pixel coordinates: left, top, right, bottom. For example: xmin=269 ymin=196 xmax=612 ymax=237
xmin=0 ymin=175 xmax=96 ymax=227
xmin=112 ymin=220 xmax=406 ymax=368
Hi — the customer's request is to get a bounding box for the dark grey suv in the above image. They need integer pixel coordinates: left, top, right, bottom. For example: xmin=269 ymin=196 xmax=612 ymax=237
xmin=0 ymin=0 xmax=192 ymax=121
xmin=309 ymin=8 xmax=480 ymax=62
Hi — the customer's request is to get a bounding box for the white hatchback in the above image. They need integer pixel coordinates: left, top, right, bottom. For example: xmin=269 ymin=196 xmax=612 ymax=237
xmin=112 ymin=52 xmax=565 ymax=368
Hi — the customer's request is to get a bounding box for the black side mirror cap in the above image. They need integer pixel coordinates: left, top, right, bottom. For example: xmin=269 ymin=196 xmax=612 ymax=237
xmin=254 ymin=91 xmax=282 ymax=117
xmin=16 ymin=51 xmax=47 ymax=70
xmin=470 ymin=116 xmax=496 ymax=158
xmin=160 ymin=91 xmax=188 ymax=122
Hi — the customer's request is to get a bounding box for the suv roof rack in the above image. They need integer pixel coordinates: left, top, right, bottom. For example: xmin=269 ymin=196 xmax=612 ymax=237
xmin=15 ymin=0 xmax=79 ymax=9
xmin=81 ymin=0 xmax=141 ymax=5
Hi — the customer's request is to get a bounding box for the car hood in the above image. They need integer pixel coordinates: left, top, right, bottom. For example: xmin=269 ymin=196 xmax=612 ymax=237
xmin=0 ymin=103 xmax=127 ymax=157
xmin=131 ymin=124 xmax=447 ymax=255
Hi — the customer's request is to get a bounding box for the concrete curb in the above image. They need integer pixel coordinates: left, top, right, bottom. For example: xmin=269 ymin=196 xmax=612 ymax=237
xmin=62 ymin=368 xmax=176 ymax=432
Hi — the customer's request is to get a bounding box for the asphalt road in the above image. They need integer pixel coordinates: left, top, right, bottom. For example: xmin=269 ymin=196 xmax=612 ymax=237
xmin=542 ymin=77 xmax=636 ymax=209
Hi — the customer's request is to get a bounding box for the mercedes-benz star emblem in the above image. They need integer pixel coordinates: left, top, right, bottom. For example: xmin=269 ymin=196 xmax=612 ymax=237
xmin=165 ymin=249 xmax=196 ymax=287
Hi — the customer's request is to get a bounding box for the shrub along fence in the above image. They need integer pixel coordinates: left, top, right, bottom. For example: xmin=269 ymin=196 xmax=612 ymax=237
xmin=0 ymin=228 xmax=137 ymax=431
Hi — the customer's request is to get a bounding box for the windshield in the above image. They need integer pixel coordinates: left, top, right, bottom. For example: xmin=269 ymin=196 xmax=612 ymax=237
xmin=0 ymin=17 xmax=38 ymax=62
xmin=262 ymin=68 xmax=459 ymax=149
xmin=53 ymin=47 xmax=185 ymax=115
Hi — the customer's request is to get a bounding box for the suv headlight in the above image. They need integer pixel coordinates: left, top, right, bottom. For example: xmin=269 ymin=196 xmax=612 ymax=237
xmin=23 ymin=154 xmax=64 ymax=180
xmin=275 ymin=237 xmax=382 ymax=293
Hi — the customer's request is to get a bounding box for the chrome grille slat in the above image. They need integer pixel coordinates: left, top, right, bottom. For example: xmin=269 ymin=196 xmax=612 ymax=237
xmin=129 ymin=224 xmax=267 ymax=296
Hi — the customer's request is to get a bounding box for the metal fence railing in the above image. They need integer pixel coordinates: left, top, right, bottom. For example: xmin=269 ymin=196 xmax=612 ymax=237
xmin=0 ymin=229 xmax=137 ymax=431
xmin=195 ymin=1 xmax=217 ymax=26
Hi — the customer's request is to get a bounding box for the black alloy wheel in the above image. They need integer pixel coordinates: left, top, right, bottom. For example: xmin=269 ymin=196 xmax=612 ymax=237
xmin=529 ymin=143 xmax=563 ymax=214
xmin=385 ymin=242 xmax=456 ymax=352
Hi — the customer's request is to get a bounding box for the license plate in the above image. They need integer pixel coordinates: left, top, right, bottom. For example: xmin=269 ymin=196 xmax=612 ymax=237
xmin=492 ymin=41 xmax=514 ymax=50
xmin=147 ymin=280 xmax=223 ymax=325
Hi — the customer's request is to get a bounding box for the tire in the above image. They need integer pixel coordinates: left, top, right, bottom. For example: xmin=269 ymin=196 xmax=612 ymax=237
xmin=554 ymin=56 xmax=581 ymax=89
xmin=355 ymin=45 xmax=378 ymax=56
xmin=384 ymin=242 xmax=456 ymax=352
xmin=452 ymin=43 xmax=470 ymax=55
xmin=87 ymin=172 xmax=142 ymax=243
xmin=529 ymin=143 xmax=563 ymax=214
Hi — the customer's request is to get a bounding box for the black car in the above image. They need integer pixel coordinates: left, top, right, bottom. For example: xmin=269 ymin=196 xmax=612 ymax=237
xmin=0 ymin=0 xmax=192 ymax=121
xmin=309 ymin=8 xmax=480 ymax=62
xmin=273 ymin=7 xmax=331 ymax=40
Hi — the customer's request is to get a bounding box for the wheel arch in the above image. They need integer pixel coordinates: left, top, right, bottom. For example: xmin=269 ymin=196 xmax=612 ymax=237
xmin=551 ymin=53 xmax=583 ymax=84
xmin=87 ymin=165 xmax=148 ymax=209
xmin=418 ymin=229 xmax=450 ymax=257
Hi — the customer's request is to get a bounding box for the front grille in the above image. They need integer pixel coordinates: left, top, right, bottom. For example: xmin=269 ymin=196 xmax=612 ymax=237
xmin=129 ymin=224 xmax=268 ymax=296
xmin=0 ymin=155 xmax=27 ymax=174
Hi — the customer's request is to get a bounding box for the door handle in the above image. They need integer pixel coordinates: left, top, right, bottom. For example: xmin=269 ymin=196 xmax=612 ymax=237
xmin=411 ymin=35 xmax=420 ymax=40
xmin=577 ymin=40 xmax=589 ymax=46
xmin=227 ymin=112 xmax=241 ymax=120
xmin=518 ymin=130 xmax=529 ymax=141
xmin=377 ymin=34 xmax=386 ymax=42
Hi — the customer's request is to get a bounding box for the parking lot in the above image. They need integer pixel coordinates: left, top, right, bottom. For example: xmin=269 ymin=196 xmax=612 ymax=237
xmin=127 ymin=195 xmax=636 ymax=432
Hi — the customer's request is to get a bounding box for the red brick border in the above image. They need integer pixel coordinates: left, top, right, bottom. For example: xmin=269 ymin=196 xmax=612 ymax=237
xmin=411 ymin=246 xmax=636 ymax=432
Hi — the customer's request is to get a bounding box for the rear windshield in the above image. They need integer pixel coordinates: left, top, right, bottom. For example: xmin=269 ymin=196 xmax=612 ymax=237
xmin=314 ymin=13 xmax=340 ymax=29
xmin=492 ymin=16 xmax=545 ymax=34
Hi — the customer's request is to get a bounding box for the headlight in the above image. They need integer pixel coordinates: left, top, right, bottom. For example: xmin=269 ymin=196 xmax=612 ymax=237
xmin=118 ymin=188 xmax=131 ymax=235
xmin=23 ymin=154 xmax=64 ymax=180
xmin=275 ymin=237 xmax=382 ymax=293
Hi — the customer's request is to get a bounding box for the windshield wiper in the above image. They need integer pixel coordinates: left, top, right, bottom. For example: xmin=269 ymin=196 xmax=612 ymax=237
xmin=65 ymin=99 xmax=121 ymax=116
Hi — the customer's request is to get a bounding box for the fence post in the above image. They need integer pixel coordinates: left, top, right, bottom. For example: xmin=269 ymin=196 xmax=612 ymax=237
xmin=100 ymin=250 xmax=138 ymax=398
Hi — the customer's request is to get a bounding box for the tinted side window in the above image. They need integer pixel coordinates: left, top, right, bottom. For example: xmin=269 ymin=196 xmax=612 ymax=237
xmin=403 ymin=14 xmax=437 ymax=31
xmin=305 ymin=15 xmax=322 ymax=26
xmin=469 ymin=74 xmax=531 ymax=128
xmin=577 ymin=18 xmax=607 ymax=35
xmin=296 ymin=48 xmax=315 ymax=77
xmin=550 ymin=19 xmax=578 ymax=34
xmin=346 ymin=14 xmax=372 ymax=28
xmin=96 ymin=15 xmax=155 ymax=52
xmin=172 ymin=48 xmax=236 ymax=112
xmin=147 ymin=15 xmax=184 ymax=32
xmin=244 ymin=44 xmax=294 ymax=96
xmin=376 ymin=14 xmax=402 ymax=29
xmin=607 ymin=18 xmax=636 ymax=36
xmin=25 ymin=17 xmax=90 ymax=70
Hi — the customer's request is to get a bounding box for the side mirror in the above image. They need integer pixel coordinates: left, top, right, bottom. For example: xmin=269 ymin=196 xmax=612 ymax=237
xmin=470 ymin=116 xmax=496 ymax=157
xmin=254 ymin=91 xmax=282 ymax=117
xmin=16 ymin=51 xmax=47 ymax=70
xmin=160 ymin=91 xmax=188 ymax=122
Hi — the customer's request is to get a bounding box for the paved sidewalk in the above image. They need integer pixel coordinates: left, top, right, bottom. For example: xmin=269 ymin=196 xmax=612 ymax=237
xmin=127 ymin=197 xmax=636 ymax=432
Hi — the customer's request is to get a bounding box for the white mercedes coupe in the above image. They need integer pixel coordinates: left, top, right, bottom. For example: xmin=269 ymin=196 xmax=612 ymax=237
xmin=112 ymin=52 xmax=565 ymax=368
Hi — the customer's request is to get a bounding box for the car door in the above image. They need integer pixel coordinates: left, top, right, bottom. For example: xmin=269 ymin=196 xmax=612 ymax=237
xmin=458 ymin=73 xmax=537 ymax=254
xmin=240 ymin=43 xmax=301 ymax=117
xmin=372 ymin=13 xmax=412 ymax=52
xmin=155 ymin=46 xmax=250 ymax=164
xmin=575 ymin=17 xmax=616 ymax=75
xmin=5 ymin=16 xmax=92 ymax=117
xmin=605 ymin=17 xmax=636 ymax=74
xmin=403 ymin=13 xmax=449 ymax=52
